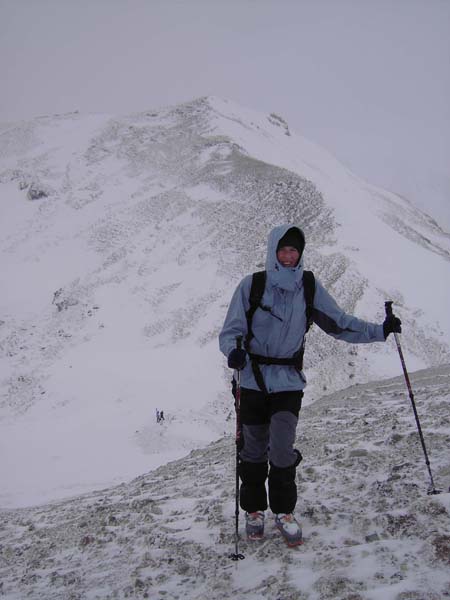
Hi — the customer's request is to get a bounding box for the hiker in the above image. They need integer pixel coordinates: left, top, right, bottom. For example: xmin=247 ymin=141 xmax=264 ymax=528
xmin=159 ymin=410 xmax=165 ymax=422
xmin=219 ymin=224 xmax=401 ymax=546
xmin=156 ymin=409 xmax=160 ymax=423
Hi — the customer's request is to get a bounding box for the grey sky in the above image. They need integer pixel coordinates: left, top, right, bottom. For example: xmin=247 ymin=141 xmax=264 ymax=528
xmin=1 ymin=0 xmax=449 ymax=227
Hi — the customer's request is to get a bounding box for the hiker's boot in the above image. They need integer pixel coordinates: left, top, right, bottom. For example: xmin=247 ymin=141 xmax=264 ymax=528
xmin=274 ymin=513 xmax=303 ymax=547
xmin=245 ymin=511 xmax=265 ymax=540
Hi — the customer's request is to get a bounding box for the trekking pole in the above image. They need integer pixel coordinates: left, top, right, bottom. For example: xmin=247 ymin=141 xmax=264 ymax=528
xmin=385 ymin=301 xmax=441 ymax=495
xmin=229 ymin=335 xmax=245 ymax=561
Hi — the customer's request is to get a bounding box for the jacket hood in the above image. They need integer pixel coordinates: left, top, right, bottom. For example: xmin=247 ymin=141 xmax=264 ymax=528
xmin=265 ymin=225 xmax=305 ymax=270
xmin=265 ymin=225 xmax=305 ymax=291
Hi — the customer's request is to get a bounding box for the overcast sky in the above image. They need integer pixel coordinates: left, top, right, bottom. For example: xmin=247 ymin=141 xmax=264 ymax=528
xmin=1 ymin=0 xmax=449 ymax=228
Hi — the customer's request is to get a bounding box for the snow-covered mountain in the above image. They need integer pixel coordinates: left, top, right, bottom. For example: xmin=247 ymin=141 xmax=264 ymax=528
xmin=1 ymin=365 xmax=449 ymax=599
xmin=1 ymin=96 xmax=450 ymax=508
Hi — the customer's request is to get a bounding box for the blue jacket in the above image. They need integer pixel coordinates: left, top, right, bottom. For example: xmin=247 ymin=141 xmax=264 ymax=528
xmin=219 ymin=225 xmax=385 ymax=393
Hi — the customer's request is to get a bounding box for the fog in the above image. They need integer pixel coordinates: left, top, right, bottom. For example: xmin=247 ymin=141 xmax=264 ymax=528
xmin=1 ymin=0 xmax=449 ymax=227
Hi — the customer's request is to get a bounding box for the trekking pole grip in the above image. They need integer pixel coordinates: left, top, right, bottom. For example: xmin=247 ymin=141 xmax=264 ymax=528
xmin=385 ymin=300 xmax=394 ymax=317
xmin=385 ymin=300 xmax=400 ymax=345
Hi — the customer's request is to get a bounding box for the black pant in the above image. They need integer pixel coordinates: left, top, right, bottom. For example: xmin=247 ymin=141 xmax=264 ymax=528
xmin=234 ymin=386 xmax=303 ymax=514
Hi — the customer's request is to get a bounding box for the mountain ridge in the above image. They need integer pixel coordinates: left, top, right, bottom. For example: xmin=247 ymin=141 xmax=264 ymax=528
xmin=1 ymin=96 xmax=449 ymax=508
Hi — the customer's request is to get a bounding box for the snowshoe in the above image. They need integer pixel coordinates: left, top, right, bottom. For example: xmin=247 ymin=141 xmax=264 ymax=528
xmin=245 ymin=511 xmax=265 ymax=540
xmin=274 ymin=513 xmax=303 ymax=547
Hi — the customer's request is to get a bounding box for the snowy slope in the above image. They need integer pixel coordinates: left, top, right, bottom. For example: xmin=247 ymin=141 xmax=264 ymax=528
xmin=1 ymin=365 xmax=449 ymax=599
xmin=1 ymin=97 xmax=450 ymax=508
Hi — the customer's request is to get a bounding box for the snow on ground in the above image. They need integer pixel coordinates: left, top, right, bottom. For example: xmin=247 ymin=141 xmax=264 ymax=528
xmin=1 ymin=97 xmax=450 ymax=511
xmin=1 ymin=365 xmax=449 ymax=599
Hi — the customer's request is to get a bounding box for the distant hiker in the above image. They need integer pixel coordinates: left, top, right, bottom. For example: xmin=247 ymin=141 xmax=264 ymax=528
xmin=219 ymin=224 xmax=401 ymax=546
xmin=156 ymin=409 xmax=160 ymax=423
xmin=159 ymin=410 xmax=165 ymax=422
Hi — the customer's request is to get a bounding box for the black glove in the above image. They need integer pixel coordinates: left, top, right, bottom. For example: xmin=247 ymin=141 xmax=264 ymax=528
xmin=383 ymin=314 xmax=402 ymax=339
xmin=228 ymin=348 xmax=247 ymax=370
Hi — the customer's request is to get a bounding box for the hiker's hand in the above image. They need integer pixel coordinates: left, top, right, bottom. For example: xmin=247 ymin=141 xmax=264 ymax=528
xmin=228 ymin=348 xmax=247 ymax=370
xmin=383 ymin=314 xmax=402 ymax=339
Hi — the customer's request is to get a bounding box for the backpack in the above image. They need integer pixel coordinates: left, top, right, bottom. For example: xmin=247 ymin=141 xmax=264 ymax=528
xmin=244 ymin=270 xmax=316 ymax=394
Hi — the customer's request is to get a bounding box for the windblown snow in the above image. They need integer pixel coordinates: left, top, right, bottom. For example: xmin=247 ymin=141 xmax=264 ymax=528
xmin=0 ymin=96 xmax=449 ymax=598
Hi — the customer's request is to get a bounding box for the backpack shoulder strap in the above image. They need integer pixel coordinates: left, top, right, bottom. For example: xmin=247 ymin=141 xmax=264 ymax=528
xmin=249 ymin=270 xmax=266 ymax=309
xmin=302 ymin=270 xmax=316 ymax=331
xmin=245 ymin=271 xmax=266 ymax=349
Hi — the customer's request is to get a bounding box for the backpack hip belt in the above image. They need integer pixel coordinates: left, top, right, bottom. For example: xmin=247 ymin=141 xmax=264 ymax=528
xmin=247 ymin=349 xmax=305 ymax=395
xmin=248 ymin=352 xmax=303 ymax=367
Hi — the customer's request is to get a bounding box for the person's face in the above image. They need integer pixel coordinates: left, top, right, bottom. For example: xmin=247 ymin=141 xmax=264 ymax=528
xmin=277 ymin=246 xmax=300 ymax=267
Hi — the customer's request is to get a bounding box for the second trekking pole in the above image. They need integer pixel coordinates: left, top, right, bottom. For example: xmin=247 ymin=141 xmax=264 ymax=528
xmin=385 ymin=301 xmax=441 ymax=495
xmin=229 ymin=335 xmax=245 ymax=561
